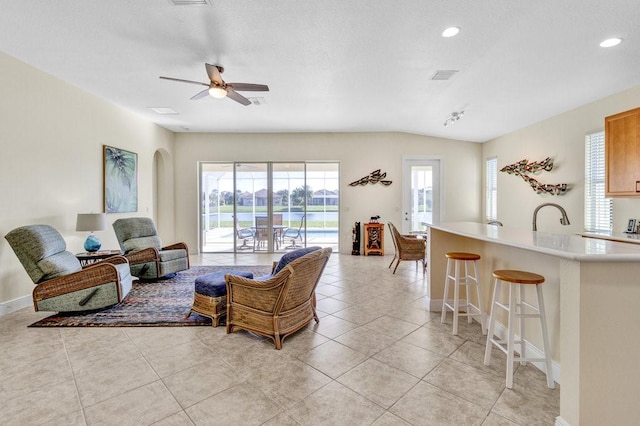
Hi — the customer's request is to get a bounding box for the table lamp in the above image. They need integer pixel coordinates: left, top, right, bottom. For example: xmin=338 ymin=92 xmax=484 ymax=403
xmin=76 ymin=213 xmax=107 ymax=252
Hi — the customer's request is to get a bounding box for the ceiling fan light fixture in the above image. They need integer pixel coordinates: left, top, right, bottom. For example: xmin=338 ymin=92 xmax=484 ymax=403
xmin=208 ymin=86 xmax=227 ymax=98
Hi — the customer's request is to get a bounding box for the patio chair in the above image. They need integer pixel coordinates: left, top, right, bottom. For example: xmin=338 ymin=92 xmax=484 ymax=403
xmin=282 ymin=214 xmax=305 ymax=249
xmin=272 ymin=214 xmax=283 ymax=250
xmin=4 ymin=224 xmax=133 ymax=312
xmin=236 ymin=227 xmax=254 ymax=250
xmin=387 ymin=222 xmax=426 ymax=274
xmin=254 ymin=216 xmax=270 ymax=251
xmin=226 ymin=246 xmax=331 ymax=349
xmin=113 ymin=217 xmax=189 ymax=280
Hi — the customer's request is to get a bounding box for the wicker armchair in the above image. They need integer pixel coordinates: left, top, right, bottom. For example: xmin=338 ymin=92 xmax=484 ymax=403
xmin=388 ymin=222 xmax=426 ymax=274
xmin=4 ymin=224 xmax=133 ymax=312
xmin=225 ymin=247 xmax=332 ymax=349
xmin=112 ymin=217 xmax=189 ymax=280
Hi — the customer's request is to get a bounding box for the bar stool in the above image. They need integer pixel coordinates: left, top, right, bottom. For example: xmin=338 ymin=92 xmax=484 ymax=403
xmin=441 ymin=252 xmax=487 ymax=336
xmin=484 ymin=270 xmax=555 ymax=389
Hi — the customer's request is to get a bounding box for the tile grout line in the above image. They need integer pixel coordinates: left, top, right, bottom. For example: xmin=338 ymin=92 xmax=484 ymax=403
xmin=60 ymin=330 xmax=89 ymax=426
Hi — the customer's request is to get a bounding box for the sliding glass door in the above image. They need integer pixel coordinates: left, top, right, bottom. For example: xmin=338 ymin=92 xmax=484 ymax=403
xmin=235 ymin=163 xmax=269 ymax=251
xmin=273 ymin=163 xmax=306 ymax=251
xmin=200 ymin=161 xmax=339 ymax=253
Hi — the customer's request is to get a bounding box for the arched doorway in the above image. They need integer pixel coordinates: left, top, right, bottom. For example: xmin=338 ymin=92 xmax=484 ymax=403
xmin=153 ymin=149 xmax=175 ymax=241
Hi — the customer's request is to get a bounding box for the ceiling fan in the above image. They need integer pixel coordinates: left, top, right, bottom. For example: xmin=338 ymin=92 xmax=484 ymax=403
xmin=159 ymin=63 xmax=269 ymax=106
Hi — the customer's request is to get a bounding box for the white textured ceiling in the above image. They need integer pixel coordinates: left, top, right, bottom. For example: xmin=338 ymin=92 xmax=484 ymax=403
xmin=0 ymin=0 xmax=638 ymax=142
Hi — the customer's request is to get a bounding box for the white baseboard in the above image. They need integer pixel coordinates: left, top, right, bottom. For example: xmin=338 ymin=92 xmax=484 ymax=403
xmin=0 ymin=295 xmax=32 ymax=317
xmin=428 ymin=297 xmax=443 ymax=311
xmin=427 ymin=298 xmax=561 ymax=385
xmin=491 ymin=321 xmax=561 ymax=385
xmin=555 ymin=416 xmax=570 ymax=426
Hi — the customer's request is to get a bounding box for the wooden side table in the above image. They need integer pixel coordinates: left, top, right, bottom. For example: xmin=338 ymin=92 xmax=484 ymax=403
xmin=364 ymin=223 xmax=384 ymax=256
xmin=76 ymin=250 xmax=123 ymax=266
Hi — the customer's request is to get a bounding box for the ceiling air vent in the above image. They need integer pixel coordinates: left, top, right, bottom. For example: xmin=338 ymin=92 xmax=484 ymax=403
xmin=149 ymin=107 xmax=178 ymax=115
xmin=431 ymin=70 xmax=459 ymax=81
xmin=247 ymin=97 xmax=266 ymax=105
xmin=169 ymin=0 xmax=211 ymax=6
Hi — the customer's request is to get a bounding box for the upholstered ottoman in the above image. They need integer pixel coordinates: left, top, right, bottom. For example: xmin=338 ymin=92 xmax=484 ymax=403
xmin=188 ymin=270 xmax=253 ymax=326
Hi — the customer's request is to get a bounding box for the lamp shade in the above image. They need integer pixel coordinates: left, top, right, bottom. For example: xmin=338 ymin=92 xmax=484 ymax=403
xmin=76 ymin=213 xmax=107 ymax=232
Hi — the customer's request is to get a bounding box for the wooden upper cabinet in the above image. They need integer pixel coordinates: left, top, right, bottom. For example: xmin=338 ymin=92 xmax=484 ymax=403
xmin=606 ymin=107 xmax=640 ymax=197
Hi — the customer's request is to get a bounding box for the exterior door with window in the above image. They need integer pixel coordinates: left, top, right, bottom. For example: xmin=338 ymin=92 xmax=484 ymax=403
xmin=402 ymin=157 xmax=441 ymax=234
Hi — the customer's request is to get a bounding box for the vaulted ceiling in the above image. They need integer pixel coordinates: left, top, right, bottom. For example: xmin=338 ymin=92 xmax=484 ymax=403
xmin=1 ymin=0 xmax=638 ymax=142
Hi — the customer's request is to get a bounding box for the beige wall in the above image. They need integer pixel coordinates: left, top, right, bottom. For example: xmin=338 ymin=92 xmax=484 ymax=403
xmin=11 ymin=48 xmax=638 ymax=310
xmin=174 ymin=132 xmax=483 ymax=254
xmin=483 ymin=84 xmax=640 ymax=234
xmin=0 ymin=51 xmax=175 ymax=308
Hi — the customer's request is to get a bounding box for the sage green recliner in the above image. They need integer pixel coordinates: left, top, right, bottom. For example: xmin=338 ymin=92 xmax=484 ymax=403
xmin=112 ymin=217 xmax=189 ymax=280
xmin=4 ymin=224 xmax=133 ymax=312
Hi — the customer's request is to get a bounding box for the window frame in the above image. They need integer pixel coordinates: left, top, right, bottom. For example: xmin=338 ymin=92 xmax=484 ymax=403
xmin=584 ymin=130 xmax=612 ymax=233
xmin=485 ymin=156 xmax=498 ymax=222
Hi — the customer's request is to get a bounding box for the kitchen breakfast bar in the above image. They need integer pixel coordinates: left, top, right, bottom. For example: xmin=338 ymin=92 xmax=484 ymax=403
xmin=426 ymin=222 xmax=640 ymax=426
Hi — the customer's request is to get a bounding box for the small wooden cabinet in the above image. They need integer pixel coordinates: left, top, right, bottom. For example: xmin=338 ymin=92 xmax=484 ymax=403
xmin=606 ymin=106 xmax=640 ymax=197
xmin=364 ymin=223 xmax=384 ymax=256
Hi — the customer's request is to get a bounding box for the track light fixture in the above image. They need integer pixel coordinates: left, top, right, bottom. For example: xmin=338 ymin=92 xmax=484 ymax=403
xmin=443 ymin=110 xmax=465 ymax=127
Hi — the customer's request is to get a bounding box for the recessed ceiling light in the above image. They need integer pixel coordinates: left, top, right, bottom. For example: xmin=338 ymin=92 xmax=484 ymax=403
xmin=600 ymin=38 xmax=622 ymax=48
xmin=442 ymin=27 xmax=460 ymax=38
xmin=149 ymin=107 xmax=178 ymax=115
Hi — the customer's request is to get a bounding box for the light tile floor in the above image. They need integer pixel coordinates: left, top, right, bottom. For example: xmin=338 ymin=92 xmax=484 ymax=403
xmin=0 ymin=253 xmax=560 ymax=425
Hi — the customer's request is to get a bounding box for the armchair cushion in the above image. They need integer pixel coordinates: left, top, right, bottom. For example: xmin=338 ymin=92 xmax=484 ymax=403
xmin=273 ymin=246 xmax=322 ymax=275
xmin=159 ymin=249 xmax=188 ymax=262
xmin=252 ymin=246 xmax=321 ymax=281
xmin=37 ymin=251 xmax=82 ymax=281
xmin=5 ymin=224 xmax=82 ymax=283
xmin=195 ymin=270 xmax=254 ymax=298
xmin=113 ymin=218 xmax=159 ymax=242
xmin=123 ymin=236 xmax=162 ymax=253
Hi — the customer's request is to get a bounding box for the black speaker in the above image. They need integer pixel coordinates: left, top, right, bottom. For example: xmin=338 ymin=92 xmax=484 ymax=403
xmin=352 ymin=222 xmax=361 ymax=255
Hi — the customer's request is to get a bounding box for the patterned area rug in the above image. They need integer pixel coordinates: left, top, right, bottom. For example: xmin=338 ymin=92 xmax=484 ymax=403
xmin=29 ymin=265 xmax=271 ymax=327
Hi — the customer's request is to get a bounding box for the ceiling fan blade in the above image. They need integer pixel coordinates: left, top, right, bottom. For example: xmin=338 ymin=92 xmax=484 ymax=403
xmin=190 ymin=89 xmax=210 ymax=100
xmin=226 ymin=88 xmax=251 ymax=106
xmin=205 ymin=63 xmax=224 ymax=85
xmin=227 ymin=83 xmax=269 ymax=92
xmin=159 ymin=76 xmax=209 ymax=87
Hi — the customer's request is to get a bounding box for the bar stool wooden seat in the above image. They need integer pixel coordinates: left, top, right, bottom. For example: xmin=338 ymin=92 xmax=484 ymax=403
xmin=441 ymin=252 xmax=487 ymax=336
xmin=484 ymin=269 xmax=555 ymax=389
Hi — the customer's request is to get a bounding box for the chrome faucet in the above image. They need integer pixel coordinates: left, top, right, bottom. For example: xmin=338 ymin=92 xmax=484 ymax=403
xmin=532 ymin=203 xmax=570 ymax=231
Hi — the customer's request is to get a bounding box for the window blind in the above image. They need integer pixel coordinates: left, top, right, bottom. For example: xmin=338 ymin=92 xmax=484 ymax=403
xmin=486 ymin=157 xmax=498 ymax=221
xmin=584 ymin=131 xmax=612 ymax=232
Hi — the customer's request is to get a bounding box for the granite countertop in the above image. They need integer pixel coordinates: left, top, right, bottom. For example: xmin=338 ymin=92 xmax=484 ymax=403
xmin=427 ymin=221 xmax=640 ymax=262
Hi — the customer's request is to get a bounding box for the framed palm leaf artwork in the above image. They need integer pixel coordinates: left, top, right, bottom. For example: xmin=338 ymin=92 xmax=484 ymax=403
xmin=103 ymin=145 xmax=138 ymax=213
